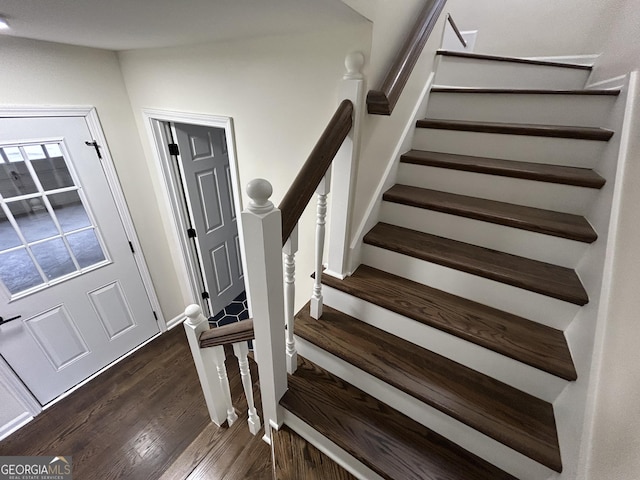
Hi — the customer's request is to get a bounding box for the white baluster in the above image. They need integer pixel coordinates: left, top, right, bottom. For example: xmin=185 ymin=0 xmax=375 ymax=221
xmin=232 ymin=341 xmax=262 ymax=435
xmin=326 ymin=52 xmax=365 ymax=279
xmin=211 ymin=346 xmax=238 ymax=426
xmin=183 ymin=304 xmax=228 ymax=426
xmin=311 ymin=174 xmax=330 ymax=319
xmin=241 ymin=178 xmax=287 ymax=443
xmin=283 ymin=225 xmax=299 ymax=373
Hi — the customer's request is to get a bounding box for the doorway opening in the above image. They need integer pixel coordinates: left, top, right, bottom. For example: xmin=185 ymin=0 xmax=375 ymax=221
xmin=144 ymin=110 xmax=249 ymax=324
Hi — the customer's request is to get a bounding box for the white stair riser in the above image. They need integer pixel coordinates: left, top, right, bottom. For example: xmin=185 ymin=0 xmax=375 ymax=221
xmin=323 ymin=285 xmax=567 ymax=401
xmin=362 ymin=244 xmax=580 ymax=330
xmin=435 ymin=56 xmax=590 ymax=89
xmin=296 ymin=336 xmax=555 ymax=480
xmin=282 ymin=411 xmax=385 ymax=480
xmin=426 ymin=91 xmax=617 ymax=128
xmin=396 ymin=163 xmax=598 ymax=215
xmin=380 ymin=202 xmax=588 ymax=269
xmin=412 ymin=128 xmax=607 ymax=168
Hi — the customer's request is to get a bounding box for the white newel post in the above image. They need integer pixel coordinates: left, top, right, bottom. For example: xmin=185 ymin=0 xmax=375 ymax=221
xmin=326 ymin=51 xmax=365 ymax=279
xmin=232 ymin=341 xmax=261 ymax=435
xmin=184 ymin=304 xmax=231 ymax=426
xmin=241 ymin=179 xmax=287 ymax=443
xmin=325 ymin=52 xmax=366 ymax=279
xmin=310 ymin=173 xmax=330 ymax=319
xmin=283 ymin=225 xmax=299 ymax=374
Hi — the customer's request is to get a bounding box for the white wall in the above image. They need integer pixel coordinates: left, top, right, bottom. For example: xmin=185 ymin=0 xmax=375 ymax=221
xmin=0 ymin=36 xmax=181 ymax=320
xmin=583 ymin=0 xmax=640 ymax=469
xmin=446 ymin=0 xmax=611 ymax=57
xmin=117 ymin=25 xmax=372 ymax=312
xmin=588 ymin=0 xmax=640 ymax=83
xmin=585 ymin=88 xmax=640 ymax=478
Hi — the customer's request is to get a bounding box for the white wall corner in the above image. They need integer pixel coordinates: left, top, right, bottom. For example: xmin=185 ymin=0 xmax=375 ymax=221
xmin=339 ymin=0 xmax=376 ymax=22
xmin=348 ymin=72 xmax=436 ymax=274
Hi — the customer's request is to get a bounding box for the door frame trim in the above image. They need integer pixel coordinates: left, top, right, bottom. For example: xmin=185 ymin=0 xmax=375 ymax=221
xmin=142 ymin=109 xmax=250 ymax=317
xmin=0 ymin=106 xmax=165 ymax=331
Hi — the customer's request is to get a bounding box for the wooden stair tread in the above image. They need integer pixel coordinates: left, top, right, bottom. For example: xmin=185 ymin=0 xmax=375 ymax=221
xmin=431 ymin=86 xmax=620 ymax=95
xmin=416 ymin=118 xmax=614 ymax=140
xmin=364 ymin=223 xmax=588 ymax=305
xmin=272 ymin=425 xmax=357 ymax=480
xmin=400 ymin=150 xmax=606 ymax=188
xmin=384 ymin=184 xmax=597 ymax=243
xmin=321 ymin=265 xmax=577 ymax=380
xmin=436 ymin=50 xmax=592 ymax=70
xmin=282 ymin=354 xmax=518 ymax=479
xmin=294 ymin=305 xmax=561 ymax=472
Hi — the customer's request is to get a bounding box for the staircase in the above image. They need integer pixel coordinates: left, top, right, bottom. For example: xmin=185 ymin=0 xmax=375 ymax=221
xmin=279 ymin=50 xmax=622 ymax=479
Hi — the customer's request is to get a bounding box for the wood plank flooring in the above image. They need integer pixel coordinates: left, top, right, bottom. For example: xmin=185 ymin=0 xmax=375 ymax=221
xmin=272 ymin=426 xmax=357 ymax=480
xmin=0 ymin=326 xmax=270 ymax=480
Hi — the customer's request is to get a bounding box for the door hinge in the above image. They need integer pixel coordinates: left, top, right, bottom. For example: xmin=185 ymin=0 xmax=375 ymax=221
xmin=168 ymin=143 xmax=180 ymax=156
xmin=85 ymin=140 xmax=103 ymax=159
xmin=201 ymin=291 xmax=210 ymax=300
xmin=128 ymin=241 xmax=135 ymax=254
xmin=187 ymin=228 xmax=197 ymax=238
xmin=153 ymin=311 xmax=158 ymax=321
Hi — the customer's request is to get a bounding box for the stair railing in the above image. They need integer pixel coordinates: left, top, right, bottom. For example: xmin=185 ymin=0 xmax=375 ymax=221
xmin=367 ymin=0 xmax=447 ymax=115
xmin=183 ymin=306 xmax=261 ymax=435
xmin=446 ymin=13 xmax=467 ymax=48
xmin=241 ymin=53 xmax=364 ymax=441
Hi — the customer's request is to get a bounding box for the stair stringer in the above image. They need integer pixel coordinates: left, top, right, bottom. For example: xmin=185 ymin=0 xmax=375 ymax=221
xmin=553 ymin=73 xmax=634 ymax=480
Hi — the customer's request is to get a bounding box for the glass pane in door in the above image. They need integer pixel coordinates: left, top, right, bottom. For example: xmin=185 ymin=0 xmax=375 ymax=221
xmin=0 ymin=248 xmax=43 ymax=293
xmin=0 ymin=141 xmax=108 ymax=296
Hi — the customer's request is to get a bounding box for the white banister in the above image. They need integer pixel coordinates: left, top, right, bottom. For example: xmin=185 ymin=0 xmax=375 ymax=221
xmin=310 ymin=173 xmax=330 ymax=319
xmin=211 ymin=345 xmax=239 ymax=426
xmin=326 ymin=51 xmax=366 ymax=279
xmin=241 ymin=178 xmax=287 ymax=443
xmin=283 ymin=224 xmax=299 ymax=374
xmin=232 ymin=341 xmax=261 ymax=435
xmin=183 ymin=304 xmax=230 ymax=426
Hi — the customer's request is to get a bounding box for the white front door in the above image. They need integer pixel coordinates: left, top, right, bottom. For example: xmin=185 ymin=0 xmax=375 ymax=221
xmin=173 ymin=123 xmax=244 ymax=316
xmin=0 ymin=116 xmax=159 ymax=405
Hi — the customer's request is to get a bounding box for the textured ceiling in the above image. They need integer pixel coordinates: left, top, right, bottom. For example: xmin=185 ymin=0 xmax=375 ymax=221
xmin=0 ymin=0 xmax=367 ymax=51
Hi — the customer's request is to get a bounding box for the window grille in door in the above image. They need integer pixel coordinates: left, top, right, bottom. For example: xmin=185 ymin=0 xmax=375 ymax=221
xmin=0 ymin=142 xmax=107 ymax=297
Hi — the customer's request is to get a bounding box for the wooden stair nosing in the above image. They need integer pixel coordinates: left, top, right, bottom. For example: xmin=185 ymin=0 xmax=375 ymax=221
xmin=400 ymin=150 xmax=606 ymax=189
xmin=383 ymin=184 xmax=598 ymax=243
xmin=364 ymin=222 xmax=589 ymax=305
xmin=436 ymin=49 xmax=592 ymax=70
xmin=321 ymin=264 xmax=577 ymax=380
xmin=430 ymin=86 xmax=620 ymax=95
xmin=282 ymin=355 xmax=519 ymax=479
xmin=416 ymin=118 xmax=614 ymax=141
xmin=294 ymin=305 xmax=562 ymax=472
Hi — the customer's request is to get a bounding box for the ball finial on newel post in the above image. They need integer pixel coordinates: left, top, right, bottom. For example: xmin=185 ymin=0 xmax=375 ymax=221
xmin=247 ymin=178 xmax=274 ymax=214
xmin=344 ymin=51 xmax=365 ymax=80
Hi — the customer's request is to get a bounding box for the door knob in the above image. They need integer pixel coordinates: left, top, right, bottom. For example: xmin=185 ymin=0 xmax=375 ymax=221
xmin=0 ymin=315 xmax=21 ymax=326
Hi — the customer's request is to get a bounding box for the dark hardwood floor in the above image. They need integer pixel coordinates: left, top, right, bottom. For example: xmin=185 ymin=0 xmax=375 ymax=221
xmin=0 ymin=326 xmax=271 ymax=480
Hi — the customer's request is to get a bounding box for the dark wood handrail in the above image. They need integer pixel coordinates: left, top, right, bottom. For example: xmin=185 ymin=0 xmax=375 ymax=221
xmin=446 ymin=14 xmax=467 ymax=48
xmin=199 ymin=319 xmax=254 ymax=349
xmin=367 ymin=0 xmax=447 ymax=115
xmin=279 ymin=99 xmax=354 ymax=244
